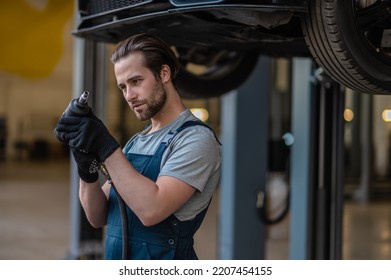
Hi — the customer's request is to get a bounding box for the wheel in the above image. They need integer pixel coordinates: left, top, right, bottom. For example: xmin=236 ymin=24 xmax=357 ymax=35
xmin=175 ymin=47 xmax=260 ymax=99
xmin=302 ymin=0 xmax=391 ymax=94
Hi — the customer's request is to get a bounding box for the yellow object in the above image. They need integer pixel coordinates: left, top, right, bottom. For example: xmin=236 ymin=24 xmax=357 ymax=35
xmin=0 ymin=0 xmax=73 ymax=79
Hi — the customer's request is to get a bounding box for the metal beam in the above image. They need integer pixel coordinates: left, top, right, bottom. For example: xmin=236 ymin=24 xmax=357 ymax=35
xmin=68 ymin=36 xmax=107 ymax=259
xmin=310 ymin=69 xmax=345 ymax=260
xmin=289 ymin=58 xmax=313 ymax=259
xmin=219 ymin=56 xmax=271 ymax=259
xmin=289 ymin=59 xmax=345 ymax=260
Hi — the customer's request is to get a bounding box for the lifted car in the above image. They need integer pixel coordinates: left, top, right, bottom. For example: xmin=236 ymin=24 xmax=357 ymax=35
xmin=74 ymin=0 xmax=391 ymax=98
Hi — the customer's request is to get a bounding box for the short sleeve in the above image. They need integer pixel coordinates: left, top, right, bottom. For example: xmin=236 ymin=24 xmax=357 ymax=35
xmin=159 ymin=125 xmax=220 ymax=192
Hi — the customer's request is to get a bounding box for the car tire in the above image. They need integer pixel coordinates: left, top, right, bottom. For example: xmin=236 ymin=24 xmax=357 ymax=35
xmin=176 ymin=51 xmax=260 ymax=99
xmin=302 ymin=0 xmax=391 ymax=94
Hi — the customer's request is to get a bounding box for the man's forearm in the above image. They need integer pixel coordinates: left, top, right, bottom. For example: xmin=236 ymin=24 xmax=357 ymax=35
xmin=103 ymin=148 xmax=160 ymax=224
xmin=79 ymin=180 xmax=108 ymax=228
xmin=103 ymin=148 xmax=196 ymax=226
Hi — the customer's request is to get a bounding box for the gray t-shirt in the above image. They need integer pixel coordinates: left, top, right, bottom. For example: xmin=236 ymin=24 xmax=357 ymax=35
xmin=122 ymin=110 xmax=221 ymax=221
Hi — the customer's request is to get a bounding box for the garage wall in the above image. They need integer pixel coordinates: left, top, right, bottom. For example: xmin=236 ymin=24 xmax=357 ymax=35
xmin=0 ymin=1 xmax=74 ymax=160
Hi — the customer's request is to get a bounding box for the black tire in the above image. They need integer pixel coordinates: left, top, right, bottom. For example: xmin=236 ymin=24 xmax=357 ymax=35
xmin=175 ymin=50 xmax=260 ymax=99
xmin=302 ymin=0 xmax=391 ymax=94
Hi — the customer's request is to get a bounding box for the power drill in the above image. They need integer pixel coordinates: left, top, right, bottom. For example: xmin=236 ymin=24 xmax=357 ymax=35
xmin=54 ymin=91 xmax=91 ymax=141
xmin=62 ymin=91 xmax=91 ymax=117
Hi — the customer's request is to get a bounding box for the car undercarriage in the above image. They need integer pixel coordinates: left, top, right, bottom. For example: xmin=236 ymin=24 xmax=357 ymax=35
xmin=74 ymin=0 xmax=391 ymax=97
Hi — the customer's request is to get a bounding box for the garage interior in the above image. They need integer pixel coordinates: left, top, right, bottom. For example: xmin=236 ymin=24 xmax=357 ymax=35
xmin=1 ymin=0 xmax=391 ymax=260
xmin=2 ymin=53 xmax=391 ymax=259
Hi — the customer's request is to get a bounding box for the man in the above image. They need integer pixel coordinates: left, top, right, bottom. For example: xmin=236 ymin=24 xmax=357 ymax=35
xmin=55 ymin=33 xmax=221 ymax=260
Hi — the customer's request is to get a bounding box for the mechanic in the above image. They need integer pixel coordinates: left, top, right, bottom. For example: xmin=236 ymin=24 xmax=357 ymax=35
xmin=55 ymin=33 xmax=221 ymax=260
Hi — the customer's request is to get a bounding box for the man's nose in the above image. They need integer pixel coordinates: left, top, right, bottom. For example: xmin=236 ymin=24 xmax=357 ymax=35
xmin=124 ymin=87 xmax=136 ymax=102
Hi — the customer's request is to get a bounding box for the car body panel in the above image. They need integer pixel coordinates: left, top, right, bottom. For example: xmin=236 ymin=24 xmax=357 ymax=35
xmin=74 ymin=0 xmax=309 ymax=56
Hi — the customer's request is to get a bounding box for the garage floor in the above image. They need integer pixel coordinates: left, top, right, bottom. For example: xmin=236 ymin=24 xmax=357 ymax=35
xmin=1 ymin=160 xmax=391 ymax=260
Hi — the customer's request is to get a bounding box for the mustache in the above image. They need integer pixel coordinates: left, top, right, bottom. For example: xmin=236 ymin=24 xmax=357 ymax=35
xmin=130 ymin=100 xmax=145 ymax=108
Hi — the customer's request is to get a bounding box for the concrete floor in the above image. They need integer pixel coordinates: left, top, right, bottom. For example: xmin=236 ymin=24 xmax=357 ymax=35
xmin=1 ymin=160 xmax=391 ymax=260
xmin=0 ymin=160 xmax=70 ymax=259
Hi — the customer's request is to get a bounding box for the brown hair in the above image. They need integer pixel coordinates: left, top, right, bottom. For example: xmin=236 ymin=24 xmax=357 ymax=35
xmin=111 ymin=33 xmax=180 ymax=84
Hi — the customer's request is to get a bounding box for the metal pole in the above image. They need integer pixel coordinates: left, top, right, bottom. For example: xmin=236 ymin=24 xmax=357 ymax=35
xmin=68 ymin=1 xmax=107 ymax=258
xmin=289 ymin=58 xmax=313 ymax=259
xmin=67 ymin=36 xmax=84 ymax=259
xmin=219 ymin=56 xmax=271 ymax=259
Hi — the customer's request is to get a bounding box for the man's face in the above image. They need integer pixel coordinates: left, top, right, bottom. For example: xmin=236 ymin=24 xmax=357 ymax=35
xmin=114 ymin=52 xmax=167 ymax=121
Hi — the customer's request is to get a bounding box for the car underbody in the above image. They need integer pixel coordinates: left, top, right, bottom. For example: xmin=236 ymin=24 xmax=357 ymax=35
xmin=74 ymin=0 xmax=391 ymax=97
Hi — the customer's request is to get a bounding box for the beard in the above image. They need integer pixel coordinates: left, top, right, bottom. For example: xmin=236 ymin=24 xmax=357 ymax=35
xmin=132 ymin=80 xmax=167 ymax=121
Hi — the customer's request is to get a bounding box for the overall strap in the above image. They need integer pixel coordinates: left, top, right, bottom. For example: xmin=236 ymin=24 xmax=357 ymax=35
xmin=160 ymin=120 xmax=221 ymax=148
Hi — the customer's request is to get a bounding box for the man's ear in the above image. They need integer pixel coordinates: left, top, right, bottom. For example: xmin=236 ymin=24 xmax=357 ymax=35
xmin=160 ymin=64 xmax=171 ymax=83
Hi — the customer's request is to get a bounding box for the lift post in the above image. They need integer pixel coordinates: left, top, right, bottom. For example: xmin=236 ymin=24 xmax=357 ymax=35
xmin=290 ymin=59 xmax=345 ymax=259
xmin=68 ymin=37 xmax=107 ymax=259
xmin=308 ymin=68 xmax=345 ymax=259
xmin=219 ymin=56 xmax=272 ymax=259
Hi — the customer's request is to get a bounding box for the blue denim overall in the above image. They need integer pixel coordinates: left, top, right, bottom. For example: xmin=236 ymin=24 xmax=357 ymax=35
xmin=104 ymin=121 xmax=218 ymax=260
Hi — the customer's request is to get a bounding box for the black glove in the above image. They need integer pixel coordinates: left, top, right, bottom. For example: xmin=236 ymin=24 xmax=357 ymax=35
xmin=71 ymin=147 xmax=100 ymax=183
xmin=55 ymin=115 xmax=120 ymax=162
xmin=54 ymin=107 xmax=96 ymax=145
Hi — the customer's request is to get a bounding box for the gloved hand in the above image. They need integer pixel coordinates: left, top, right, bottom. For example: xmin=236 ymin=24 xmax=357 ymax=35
xmin=71 ymin=147 xmax=100 ymax=183
xmin=54 ymin=107 xmax=96 ymax=145
xmin=55 ymin=115 xmax=120 ymax=162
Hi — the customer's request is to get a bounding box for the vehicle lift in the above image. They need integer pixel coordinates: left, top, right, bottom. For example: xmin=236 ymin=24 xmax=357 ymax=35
xmin=219 ymin=57 xmax=345 ymax=260
xmin=288 ymin=59 xmax=345 ymax=259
